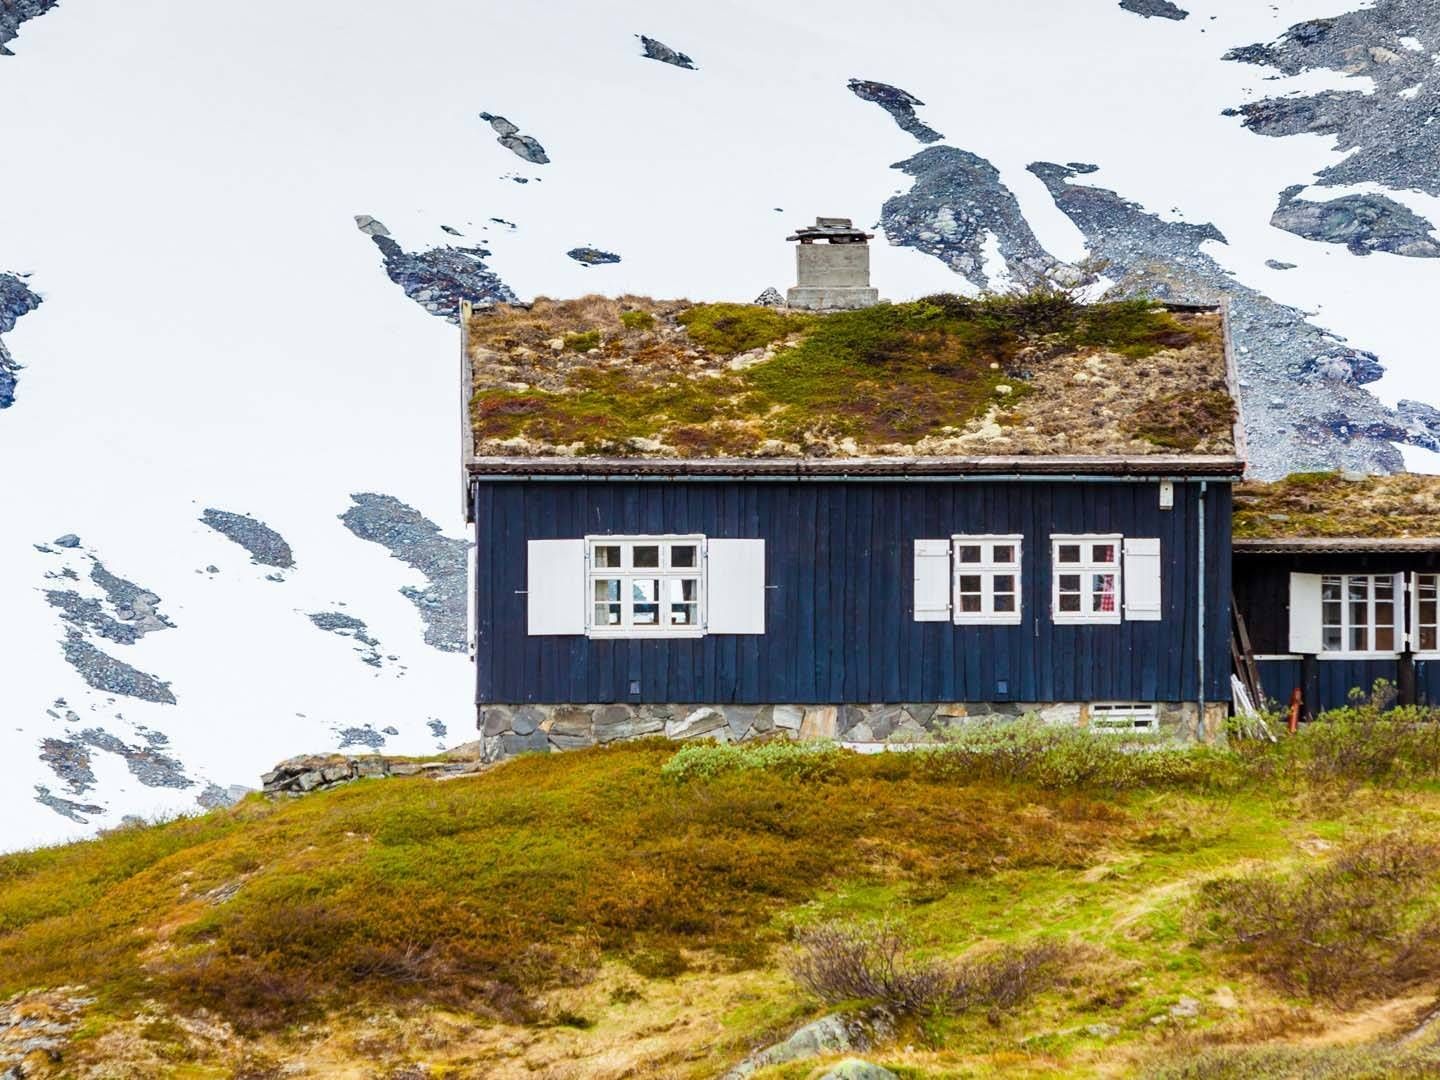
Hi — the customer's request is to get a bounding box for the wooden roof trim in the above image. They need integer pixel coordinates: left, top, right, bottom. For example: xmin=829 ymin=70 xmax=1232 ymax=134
xmin=466 ymin=454 xmax=1245 ymax=479
xmin=1234 ymin=537 xmax=1440 ymax=554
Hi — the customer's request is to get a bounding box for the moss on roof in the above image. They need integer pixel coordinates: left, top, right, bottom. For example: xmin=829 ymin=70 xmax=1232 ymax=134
xmin=464 ymin=293 xmax=1234 ymax=460
xmin=1235 ymin=472 xmax=1440 ymax=540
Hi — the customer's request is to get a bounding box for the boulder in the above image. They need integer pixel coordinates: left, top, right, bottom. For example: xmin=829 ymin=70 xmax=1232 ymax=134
xmin=819 ymin=1061 xmax=899 ymax=1080
xmin=595 ymin=715 xmax=665 ymax=744
xmin=721 ymin=1009 xmax=894 ymax=1079
xmin=511 ymin=706 xmax=543 ymax=736
xmin=501 ymin=729 xmax=550 ymax=756
xmin=481 ymin=707 xmax=512 ymax=736
xmin=666 ymin=707 xmax=729 ymax=740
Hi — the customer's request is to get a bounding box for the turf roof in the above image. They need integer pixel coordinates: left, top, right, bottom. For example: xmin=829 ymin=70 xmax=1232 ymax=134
xmin=462 ymin=293 xmax=1238 ymax=469
xmin=1235 ymin=472 xmax=1440 ymax=541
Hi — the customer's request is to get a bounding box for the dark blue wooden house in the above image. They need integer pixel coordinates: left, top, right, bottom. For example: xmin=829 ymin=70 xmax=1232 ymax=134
xmin=460 ymin=286 xmax=1243 ymax=759
xmin=1233 ymin=474 xmax=1440 ymax=715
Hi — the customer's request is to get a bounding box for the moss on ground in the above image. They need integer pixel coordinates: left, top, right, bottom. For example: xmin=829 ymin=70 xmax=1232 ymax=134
xmin=1236 ymin=472 xmax=1440 ymax=539
xmin=469 ymin=294 xmax=1213 ymax=456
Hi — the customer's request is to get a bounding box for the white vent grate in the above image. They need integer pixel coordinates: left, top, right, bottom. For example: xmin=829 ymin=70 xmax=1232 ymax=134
xmin=1089 ymin=703 xmax=1159 ymax=733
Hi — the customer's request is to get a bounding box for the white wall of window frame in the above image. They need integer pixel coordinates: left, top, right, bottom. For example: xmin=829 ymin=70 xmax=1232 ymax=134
xmin=951 ymin=534 xmax=1023 ymax=625
xmin=585 ymin=534 xmax=706 ymax=639
xmin=1051 ymin=534 xmax=1123 ymax=625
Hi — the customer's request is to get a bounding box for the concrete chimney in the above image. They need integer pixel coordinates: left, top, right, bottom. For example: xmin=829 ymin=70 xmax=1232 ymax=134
xmin=785 ymin=217 xmax=879 ymax=311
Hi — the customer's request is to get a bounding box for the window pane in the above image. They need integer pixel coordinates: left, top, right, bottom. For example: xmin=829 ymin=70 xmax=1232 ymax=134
xmin=670 ymin=545 xmax=698 ymax=568
xmin=1423 ymin=599 xmax=1438 ymax=627
xmin=594 ymin=578 xmax=622 ymax=627
xmin=594 ymin=545 xmax=622 ymax=569
xmin=1421 ymin=577 xmax=1438 ymax=602
xmin=1323 ymin=626 xmax=1343 ymax=651
xmin=1059 ymin=574 xmax=1080 ymax=592
xmin=633 ymin=545 xmax=660 ymax=568
xmin=1376 ymin=578 xmax=1394 ymax=601
xmin=1348 ymin=577 xmax=1369 ymax=602
xmin=1322 ymin=576 xmax=1342 ymax=601
xmin=992 ymin=544 xmax=1015 ymax=564
xmin=960 ymin=595 xmax=982 ymax=612
xmin=1424 ymin=627 xmax=1438 ymax=651
xmin=595 ymin=603 xmax=622 ymax=626
xmin=1323 ymin=601 xmax=1342 ymax=627
xmin=993 ymin=574 xmax=1015 ymax=593
xmin=669 ymin=579 xmax=700 ymax=626
xmin=958 ymin=575 xmax=982 ymax=594
xmin=632 ymin=579 xmax=660 ymax=625
xmin=1377 ymin=601 xmax=1394 ymax=628
xmin=958 ymin=545 xmax=981 ymax=564
xmin=1059 ymin=594 xmax=1081 ymax=613
xmin=1376 ymin=627 xmax=1395 ymax=651
xmin=1092 ymin=574 xmax=1118 ymax=613
xmin=1091 ymin=543 xmax=1117 ymax=564
xmin=1349 ymin=601 xmax=1368 ymax=627
xmin=994 ymin=594 xmax=1015 ymax=613
xmin=1350 ymin=626 xmax=1368 ymax=651
xmin=594 ymin=579 xmax=620 ymax=601
xmin=1057 ymin=544 xmax=1081 ymax=564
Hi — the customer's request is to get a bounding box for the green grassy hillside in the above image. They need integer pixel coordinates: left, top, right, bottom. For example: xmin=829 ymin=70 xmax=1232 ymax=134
xmin=5 ymin=721 xmax=1440 ymax=1078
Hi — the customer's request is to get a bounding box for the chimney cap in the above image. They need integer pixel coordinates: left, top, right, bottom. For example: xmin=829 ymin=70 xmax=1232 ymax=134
xmin=787 ymin=216 xmax=874 ymax=243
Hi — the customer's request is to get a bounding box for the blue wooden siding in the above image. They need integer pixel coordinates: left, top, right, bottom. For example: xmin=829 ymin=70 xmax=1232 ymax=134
xmin=1258 ymin=658 xmax=1440 ymax=713
xmin=472 ymin=479 xmax=1232 ymax=706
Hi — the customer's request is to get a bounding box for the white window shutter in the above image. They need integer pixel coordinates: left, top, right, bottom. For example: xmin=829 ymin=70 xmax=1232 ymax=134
xmin=526 ymin=539 xmax=585 ymax=635
xmin=913 ymin=540 xmax=951 ymax=622
xmin=1289 ymin=572 xmax=1324 ymax=654
xmin=1396 ymin=572 xmax=1409 ymax=650
xmin=1122 ymin=538 xmax=1162 ymax=621
xmin=707 ymin=539 xmax=765 ymax=634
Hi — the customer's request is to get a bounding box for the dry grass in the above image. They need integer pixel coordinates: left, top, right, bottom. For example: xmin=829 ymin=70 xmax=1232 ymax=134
xmin=1235 ymin=472 xmax=1440 ymax=539
xmin=465 ymin=295 xmax=1232 ymax=460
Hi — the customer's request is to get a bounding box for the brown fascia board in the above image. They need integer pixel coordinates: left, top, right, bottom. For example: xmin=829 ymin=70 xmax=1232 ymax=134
xmin=466 ymin=454 xmax=1245 ymax=480
xmin=1234 ymin=537 xmax=1440 ymax=554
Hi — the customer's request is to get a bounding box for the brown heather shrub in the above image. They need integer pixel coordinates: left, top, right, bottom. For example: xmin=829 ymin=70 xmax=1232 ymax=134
xmin=788 ymin=919 xmax=1070 ymax=1018
xmin=1147 ymin=1038 xmax=1440 ymax=1080
xmin=1196 ymin=834 xmax=1440 ymax=1004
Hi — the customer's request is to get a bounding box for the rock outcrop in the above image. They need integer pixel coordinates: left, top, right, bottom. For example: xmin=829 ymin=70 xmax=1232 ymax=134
xmin=261 ymin=748 xmax=483 ymax=796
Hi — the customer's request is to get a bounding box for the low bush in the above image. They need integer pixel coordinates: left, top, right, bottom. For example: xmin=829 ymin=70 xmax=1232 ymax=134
xmin=1148 ymin=1039 xmax=1440 ymax=1079
xmin=787 ymin=919 xmax=1069 ymax=1017
xmin=1196 ymin=834 xmax=1440 ymax=1003
xmin=563 ymin=330 xmax=601 ymax=351
xmin=618 ymin=310 xmax=654 ymax=331
xmin=660 ymin=739 xmax=841 ymax=783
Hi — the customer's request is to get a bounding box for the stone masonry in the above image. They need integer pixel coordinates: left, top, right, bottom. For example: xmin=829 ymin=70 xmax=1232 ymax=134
xmin=476 ymin=701 xmax=1228 ymax=763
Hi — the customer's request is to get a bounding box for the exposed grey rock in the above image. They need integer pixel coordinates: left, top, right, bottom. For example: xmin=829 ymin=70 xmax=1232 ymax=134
xmin=566 ymin=246 xmax=621 ymax=267
xmin=307 ymin=611 xmax=384 ymax=667
xmin=772 ymin=705 xmax=804 ymax=731
xmin=594 ymin=715 xmax=665 ymax=743
xmin=1027 ymin=160 xmax=1440 ymax=476
xmin=1119 ymin=0 xmax=1188 ymax=19
xmin=510 ymin=706 xmax=542 ymax=736
xmin=196 ymin=783 xmax=244 ymax=810
xmin=754 ymin=287 xmax=785 ymax=307
xmin=336 ymin=725 xmax=386 ymax=750
xmin=353 ymin=214 xmax=390 ymax=237
xmin=78 ymin=728 xmax=193 ymax=788
xmin=1224 ymin=0 xmax=1440 ymax=196
xmin=1271 ymin=186 xmax=1440 ymax=257
xmin=200 ymin=508 xmax=295 ymax=567
xmin=427 ymin=718 xmax=448 ymax=740
xmin=33 ymin=784 xmax=105 ymax=824
xmin=340 ymin=493 xmax=469 ymax=653
xmin=637 ymin=34 xmax=696 ymax=70
xmin=39 ymin=737 xmax=95 ymax=794
xmin=501 ymin=729 xmax=549 ymax=757
xmin=882 ymin=146 xmax=1071 ymax=290
xmin=61 ymin=632 xmax=175 ymax=703
xmin=0 ymin=272 xmax=42 ymax=409
xmin=0 ymin=0 xmax=59 ymax=56
xmin=1265 ymin=259 xmax=1297 ymax=270
xmin=479 ymin=112 xmax=550 ymax=164
xmin=722 ymin=1009 xmax=894 ymax=1079
xmin=53 ymin=533 xmax=79 ymax=548
xmin=725 ymin=705 xmax=760 ymax=740
xmin=358 ymin=217 xmax=517 ymax=322
xmin=848 ymin=79 xmax=942 ymax=144
xmin=666 ymin=706 xmax=729 ymax=740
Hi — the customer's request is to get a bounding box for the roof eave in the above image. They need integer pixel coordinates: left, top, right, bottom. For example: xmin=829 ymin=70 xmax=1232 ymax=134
xmin=1234 ymin=537 xmax=1440 ymax=554
xmin=465 ymin=454 xmax=1246 ymax=480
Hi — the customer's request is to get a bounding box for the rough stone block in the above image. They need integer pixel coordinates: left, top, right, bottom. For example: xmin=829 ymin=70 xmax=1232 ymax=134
xmin=548 ymin=729 xmax=595 ymax=750
xmin=935 ymin=702 xmax=968 ymax=718
xmin=800 ymin=706 xmax=838 ymax=740
xmin=838 ymin=705 xmax=868 ymax=735
xmin=481 ymin=706 xmax=512 ymax=736
xmin=667 ymin=707 xmax=729 ymax=740
xmin=511 ymin=706 xmax=544 ymax=736
xmin=354 ymin=758 xmax=388 ymax=777
xmin=845 ymin=722 xmax=875 ymax=742
xmin=595 ymin=716 xmax=665 ymax=744
xmin=772 ymin=705 xmax=804 ymax=731
xmin=869 ymin=707 xmax=907 ymax=740
xmin=725 ymin=705 xmax=760 ymax=740
xmin=905 ymin=703 xmax=938 ymax=725
xmin=752 ymin=706 xmax=776 ymax=734
xmin=502 ymin=729 xmax=551 ymax=756
xmin=890 ymin=718 xmax=932 ymax=743
xmin=549 ymin=711 xmax=594 ymax=739
xmin=321 ymin=764 xmax=352 ymax=784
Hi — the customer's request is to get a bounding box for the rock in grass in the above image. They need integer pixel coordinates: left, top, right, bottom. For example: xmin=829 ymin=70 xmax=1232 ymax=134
xmin=819 ymin=1061 xmax=899 ymax=1080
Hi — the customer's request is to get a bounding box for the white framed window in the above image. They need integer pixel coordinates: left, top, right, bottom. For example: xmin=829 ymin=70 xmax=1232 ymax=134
xmin=1320 ymin=574 xmax=1398 ymax=654
xmin=1052 ymin=535 xmax=1122 ymax=625
xmin=1415 ymin=574 xmax=1439 ymax=653
xmin=586 ymin=535 xmax=705 ymax=637
xmin=1089 ymin=703 xmax=1158 ymax=733
xmin=952 ymin=535 xmax=1022 ymax=624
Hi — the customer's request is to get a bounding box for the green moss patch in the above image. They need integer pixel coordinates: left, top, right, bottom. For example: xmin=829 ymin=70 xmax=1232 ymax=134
xmin=471 ymin=294 xmax=1206 ymax=455
xmin=1127 ymin=389 xmax=1236 ymax=451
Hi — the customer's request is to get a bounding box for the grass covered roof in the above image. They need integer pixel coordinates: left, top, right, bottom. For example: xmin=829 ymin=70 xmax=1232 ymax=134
xmin=1235 ymin=472 xmax=1440 ymax=541
xmin=463 ymin=293 xmax=1236 ymax=467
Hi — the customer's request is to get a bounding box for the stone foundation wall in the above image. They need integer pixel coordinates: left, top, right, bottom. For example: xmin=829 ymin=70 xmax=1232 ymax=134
xmin=477 ymin=701 xmax=1228 ymax=762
